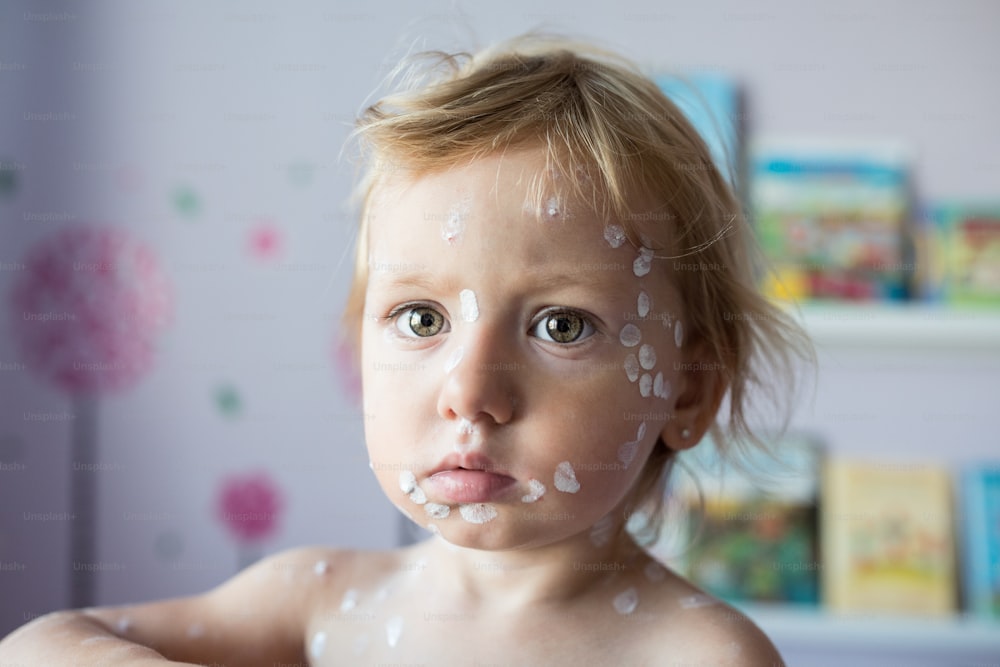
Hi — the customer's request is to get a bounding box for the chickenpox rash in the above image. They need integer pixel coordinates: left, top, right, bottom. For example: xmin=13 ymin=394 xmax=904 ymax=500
xmin=521 ymin=479 xmax=546 ymax=503
xmin=604 ymin=224 xmax=626 ymax=249
xmin=459 ymin=503 xmax=498 ymax=524
xmin=459 ymin=289 xmax=479 ymax=322
xmin=442 ymin=197 xmax=469 ymax=244
xmin=553 ymin=461 xmax=580 ymax=493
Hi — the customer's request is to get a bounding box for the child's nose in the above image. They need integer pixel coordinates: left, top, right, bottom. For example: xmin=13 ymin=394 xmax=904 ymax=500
xmin=435 ymin=328 xmax=516 ymax=427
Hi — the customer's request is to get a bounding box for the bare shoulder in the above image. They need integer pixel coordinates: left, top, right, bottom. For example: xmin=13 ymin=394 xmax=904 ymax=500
xmin=638 ymin=569 xmax=785 ymax=667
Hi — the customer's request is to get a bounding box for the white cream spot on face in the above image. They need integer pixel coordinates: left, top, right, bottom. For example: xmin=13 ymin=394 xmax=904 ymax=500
xmin=459 ymin=503 xmax=498 ymax=524
xmin=408 ymin=485 xmax=427 ymax=505
xmin=340 ymin=588 xmax=359 ymax=612
xmin=314 ymin=560 xmax=330 ymax=576
xmin=636 ymin=422 xmax=646 ymax=440
xmin=604 ymin=224 xmax=626 ymax=248
xmin=553 ymin=461 xmax=580 ymax=493
xmin=654 ymin=372 xmax=672 ymax=400
xmin=617 ymin=440 xmax=638 ymax=469
xmin=310 ymin=631 xmax=327 ymax=659
xmin=424 ymin=502 xmax=450 ymax=519
xmin=386 ymin=615 xmax=403 ymax=647
xmin=633 ymin=247 xmax=654 ymax=277
xmin=590 ymin=514 xmax=615 ymax=547
xmin=459 ymin=289 xmax=479 ymax=323
xmin=613 ymin=587 xmax=639 ymax=615
xmin=639 ymin=373 xmax=652 ymax=397
xmin=444 ymin=345 xmax=464 ymax=374
xmin=619 ymin=324 xmax=642 ymax=347
xmin=442 ymin=196 xmax=469 ymax=244
xmin=675 ymin=320 xmax=684 ymax=348
xmin=544 ymin=196 xmax=560 ymax=219
xmin=637 ymin=291 xmax=651 ymax=317
xmin=116 ymin=617 xmax=131 ymax=635
xmin=624 ymin=353 xmax=640 ymax=382
xmin=638 ymin=344 xmax=656 ymax=370
xmin=521 ymin=479 xmax=546 ymax=503
xmin=399 ymin=471 xmax=416 ymax=494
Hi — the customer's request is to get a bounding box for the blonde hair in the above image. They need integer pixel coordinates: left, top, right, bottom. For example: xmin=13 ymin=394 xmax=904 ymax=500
xmin=344 ymin=33 xmax=812 ymax=544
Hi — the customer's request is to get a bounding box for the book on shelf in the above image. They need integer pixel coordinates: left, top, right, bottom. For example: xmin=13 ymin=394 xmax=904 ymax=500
xmin=821 ymin=460 xmax=956 ymax=616
xmin=933 ymin=203 xmax=1000 ymax=306
xmin=750 ymin=137 xmax=912 ymax=302
xmin=662 ymin=432 xmax=823 ymax=606
xmin=960 ymin=464 xmax=1000 ymax=619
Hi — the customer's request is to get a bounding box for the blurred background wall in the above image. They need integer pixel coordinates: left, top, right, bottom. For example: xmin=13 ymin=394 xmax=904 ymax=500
xmin=1 ymin=0 xmax=998 ymax=652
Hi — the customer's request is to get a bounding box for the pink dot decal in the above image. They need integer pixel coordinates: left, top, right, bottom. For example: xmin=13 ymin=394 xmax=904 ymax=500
xmin=247 ymin=222 xmax=282 ymax=260
xmin=216 ymin=472 xmax=284 ymax=544
xmin=9 ymin=226 xmax=172 ymax=394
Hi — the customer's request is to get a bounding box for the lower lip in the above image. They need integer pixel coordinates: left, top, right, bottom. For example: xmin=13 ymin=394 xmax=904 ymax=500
xmin=425 ymin=470 xmax=516 ymax=503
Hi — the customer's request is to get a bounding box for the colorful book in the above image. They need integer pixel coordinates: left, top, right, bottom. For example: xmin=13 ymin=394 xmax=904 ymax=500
xmin=960 ymin=465 xmax=1000 ymax=619
xmin=821 ymin=460 xmax=956 ymax=616
xmin=934 ymin=204 xmax=1000 ymax=305
xmin=750 ymin=138 xmax=912 ymax=301
xmin=665 ymin=433 xmax=823 ymax=605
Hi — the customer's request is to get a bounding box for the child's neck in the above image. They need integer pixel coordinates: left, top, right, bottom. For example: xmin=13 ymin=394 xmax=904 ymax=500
xmin=413 ymin=528 xmax=647 ymax=612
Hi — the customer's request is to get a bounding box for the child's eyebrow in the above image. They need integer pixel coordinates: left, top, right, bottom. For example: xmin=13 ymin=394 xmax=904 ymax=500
xmin=370 ymin=268 xmax=626 ymax=298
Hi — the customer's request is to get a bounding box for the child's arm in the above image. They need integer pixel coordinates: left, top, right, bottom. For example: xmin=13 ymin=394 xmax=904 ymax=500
xmin=0 ymin=546 xmax=338 ymax=666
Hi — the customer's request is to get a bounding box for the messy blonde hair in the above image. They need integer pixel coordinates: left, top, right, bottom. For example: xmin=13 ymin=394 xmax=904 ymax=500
xmin=343 ymin=33 xmax=812 ymax=544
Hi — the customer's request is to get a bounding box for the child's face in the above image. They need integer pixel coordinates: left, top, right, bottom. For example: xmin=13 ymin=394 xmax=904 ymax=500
xmin=361 ymin=148 xmax=691 ymax=551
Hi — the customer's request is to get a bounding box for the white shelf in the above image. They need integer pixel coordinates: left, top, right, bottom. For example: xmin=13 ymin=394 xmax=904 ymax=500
xmin=740 ymin=604 xmax=1000 ymax=665
xmin=787 ymin=303 xmax=1000 ymax=351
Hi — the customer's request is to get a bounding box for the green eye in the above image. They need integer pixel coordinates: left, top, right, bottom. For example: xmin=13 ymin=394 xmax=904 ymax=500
xmin=534 ymin=310 xmax=592 ymax=344
xmin=399 ymin=307 xmax=445 ymax=337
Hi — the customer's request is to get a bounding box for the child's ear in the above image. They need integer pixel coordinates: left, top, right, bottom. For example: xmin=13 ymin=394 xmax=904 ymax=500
xmin=661 ymin=340 xmax=727 ymax=452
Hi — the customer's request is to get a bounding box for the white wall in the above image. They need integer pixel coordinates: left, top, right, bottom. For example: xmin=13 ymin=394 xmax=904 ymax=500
xmin=1 ymin=0 xmax=998 ymax=641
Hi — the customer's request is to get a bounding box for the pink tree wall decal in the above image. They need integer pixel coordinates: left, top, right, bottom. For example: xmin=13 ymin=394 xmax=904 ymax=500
xmin=9 ymin=225 xmax=172 ymax=607
xmin=216 ymin=472 xmax=283 ymax=570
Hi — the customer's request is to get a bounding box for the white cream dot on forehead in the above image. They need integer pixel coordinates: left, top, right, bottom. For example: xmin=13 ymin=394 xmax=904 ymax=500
xmin=675 ymin=320 xmax=684 ymax=348
xmin=459 ymin=503 xmax=498 ymax=524
xmin=639 ymin=373 xmax=652 ymax=397
xmin=613 ymin=587 xmax=639 ymax=615
xmin=545 ymin=196 xmax=560 ymax=218
xmin=619 ymin=324 xmax=641 ymax=347
xmin=459 ymin=289 xmax=479 ymax=323
xmin=442 ymin=198 xmax=468 ymax=244
xmin=604 ymin=224 xmax=626 ymax=248
xmin=638 ymin=344 xmax=656 ymax=370
xmin=553 ymin=461 xmax=580 ymax=493
xmin=314 ymin=560 xmax=330 ymax=576
xmin=633 ymin=247 xmax=654 ymax=277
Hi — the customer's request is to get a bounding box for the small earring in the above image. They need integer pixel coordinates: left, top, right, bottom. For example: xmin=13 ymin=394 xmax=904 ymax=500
xmin=681 ymin=428 xmax=691 ymax=440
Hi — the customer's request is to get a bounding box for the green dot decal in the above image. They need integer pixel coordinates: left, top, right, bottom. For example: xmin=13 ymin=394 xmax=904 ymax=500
xmin=214 ymin=384 xmax=242 ymax=417
xmin=172 ymin=186 xmax=201 ymax=218
xmin=0 ymin=158 xmax=19 ymax=199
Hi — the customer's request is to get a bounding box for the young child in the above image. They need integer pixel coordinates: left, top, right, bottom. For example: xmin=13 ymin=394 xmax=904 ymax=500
xmin=0 ymin=34 xmax=808 ymax=665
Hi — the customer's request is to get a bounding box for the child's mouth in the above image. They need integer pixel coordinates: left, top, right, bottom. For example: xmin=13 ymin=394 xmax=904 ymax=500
xmin=424 ymin=468 xmax=517 ymax=504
